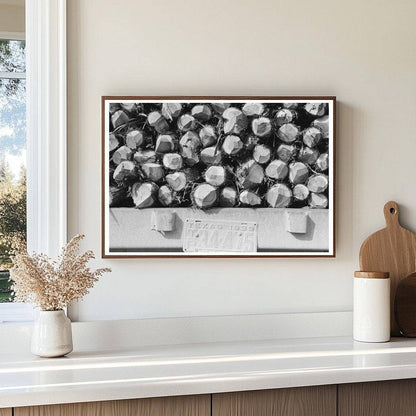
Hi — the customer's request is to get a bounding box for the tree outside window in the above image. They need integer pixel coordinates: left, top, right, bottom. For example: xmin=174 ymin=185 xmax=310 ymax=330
xmin=0 ymin=38 xmax=26 ymax=302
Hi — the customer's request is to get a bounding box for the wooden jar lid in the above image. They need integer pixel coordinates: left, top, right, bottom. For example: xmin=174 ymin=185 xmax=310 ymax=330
xmin=354 ymin=271 xmax=390 ymax=279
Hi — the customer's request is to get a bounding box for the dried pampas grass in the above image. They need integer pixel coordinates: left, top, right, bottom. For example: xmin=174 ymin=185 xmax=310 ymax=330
xmin=10 ymin=234 xmax=111 ymax=311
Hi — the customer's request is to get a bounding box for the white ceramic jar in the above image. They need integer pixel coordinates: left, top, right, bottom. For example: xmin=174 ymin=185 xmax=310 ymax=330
xmin=31 ymin=310 xmax=73 ymax=357
xmin=353 ymin=271 xmax=390 ymax=343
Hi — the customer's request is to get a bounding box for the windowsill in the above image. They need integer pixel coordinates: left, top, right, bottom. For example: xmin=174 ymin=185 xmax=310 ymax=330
xmin=0 ymin=302 xmax=35 ymax=324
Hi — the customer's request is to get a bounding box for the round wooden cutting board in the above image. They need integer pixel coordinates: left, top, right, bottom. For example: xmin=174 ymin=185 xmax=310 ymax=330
xmin=359 ymin=201 xmax=416 ymax=336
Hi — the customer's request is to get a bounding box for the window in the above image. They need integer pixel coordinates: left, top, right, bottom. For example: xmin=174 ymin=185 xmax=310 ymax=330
xmin=0 ymin=1 xmax=67 ymax=323
xmin=0 ymin=34 xmax=26 ymax=305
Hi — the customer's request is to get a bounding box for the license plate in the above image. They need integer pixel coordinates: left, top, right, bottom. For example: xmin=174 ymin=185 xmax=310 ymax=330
xmin=183 ymin=219 xmax=257 ymax=253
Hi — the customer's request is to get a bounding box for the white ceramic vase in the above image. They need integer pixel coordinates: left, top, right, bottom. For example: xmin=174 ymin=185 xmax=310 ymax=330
xmin=31 ymin=310 xmax=73 ymax=358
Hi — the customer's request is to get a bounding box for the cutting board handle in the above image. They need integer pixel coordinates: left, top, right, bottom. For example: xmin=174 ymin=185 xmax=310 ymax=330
xmin=384 ymin=201 xmax=400 ymax=228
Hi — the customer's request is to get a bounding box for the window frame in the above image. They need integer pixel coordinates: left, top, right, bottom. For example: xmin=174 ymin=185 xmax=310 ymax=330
xmin=0 ymin=0 xmax=67 ymax=323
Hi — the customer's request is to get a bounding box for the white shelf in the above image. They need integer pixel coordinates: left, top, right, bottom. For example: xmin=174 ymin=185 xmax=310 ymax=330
xmin=2 ymin=334 xmax=416 ymax=408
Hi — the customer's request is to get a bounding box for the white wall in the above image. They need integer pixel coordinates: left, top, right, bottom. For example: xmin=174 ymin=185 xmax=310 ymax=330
xmin=67 ymin=0 xmax=416 ymax=321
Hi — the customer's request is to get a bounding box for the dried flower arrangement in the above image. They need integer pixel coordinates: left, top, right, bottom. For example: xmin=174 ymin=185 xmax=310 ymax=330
xmin=10 ymin=234 xmax=111 ymax=311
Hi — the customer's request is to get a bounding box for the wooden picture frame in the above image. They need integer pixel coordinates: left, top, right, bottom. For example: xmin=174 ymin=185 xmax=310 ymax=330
xmin=102 ymin=96 xmax=336 ymax=258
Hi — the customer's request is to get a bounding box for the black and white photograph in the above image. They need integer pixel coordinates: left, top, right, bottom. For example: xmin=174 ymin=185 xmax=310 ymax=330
xmin=102 ymin=97 xmax=335 ymax=257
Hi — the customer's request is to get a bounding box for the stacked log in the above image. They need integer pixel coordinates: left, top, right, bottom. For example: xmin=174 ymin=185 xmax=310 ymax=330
xmin=265 ymin=160 xmax=288 ymax=180
xmin=155 ymin=134 xmax=176 ymax=153
xmin=166 ymin=172 xmax=187 ymax=191
xmin=200 ymin=146 xmax=222 ymax=165
xmin=162 ymin=103 xmax=182 ymax=121
xmin=219 ymin=187 xmax=238 ymax=207
xmin=222 ymin=135 xmax=243 ymax=155
xmin=191 ymin=105 xmax=212 ymax=121
xmin=148 ymin=112 xmax=169 ymax=133
xmin=192 ymin=184 xmax=218 ymax=209
xmin=251 ymin=117 xmax=272 ymax=137
xmin=236 ymin=160 xmax=264 ymax=189
xmin=131 ymin=182 xmax=158 ymax=208
xmin=163 ymin=153 xmax=183 ymax=170
xmin=125 ymin=130 xmax=144 ymax=150
xmin=205 ymin=166 xmax=227 ymax=187
xmin=108 ymin=101 xmax=330 ymax=209
xmin=239 ymin=190 xmax=262 ymax=206
xmin=266 ymin=184 xmax=292 ymax=208
xmin=112 ymin=145 xmax=133 ymax=165
xmin=253 ymin=144 xmax=272 ymax=165
xmin=134 ymin=150 xmax=156 ymax=164
xmin=158 ymin=185 xmax=175 ymax=207
xmin=242 ymin=103 xmax=264 ymax=117
xmin=199 ymin=125 xmax=217 ymax=147
xmin=142 ymin=163 xmax=164 ymax=182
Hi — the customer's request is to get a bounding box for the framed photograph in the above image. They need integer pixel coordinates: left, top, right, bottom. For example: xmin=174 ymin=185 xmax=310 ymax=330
xmin=102 ymin=96 xmax=336 ymax=258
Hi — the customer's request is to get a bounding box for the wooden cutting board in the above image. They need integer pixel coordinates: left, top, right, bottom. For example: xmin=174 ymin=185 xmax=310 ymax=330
xmin=359 ymin=201 xmax=416 ymax=335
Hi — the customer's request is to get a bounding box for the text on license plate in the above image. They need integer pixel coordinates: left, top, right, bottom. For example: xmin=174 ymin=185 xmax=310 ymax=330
xmin=183 ymin=219 xmax=258 ymax=253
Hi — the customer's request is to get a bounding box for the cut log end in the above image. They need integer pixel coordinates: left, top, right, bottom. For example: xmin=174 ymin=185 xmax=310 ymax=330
xmin=316 ymin=153 xmax=329 ymax=172
xmin=131 ymin=182 xmax=159 ymax=209
xmin=192 ymin=184 xmax=218 ymax=209
xmin=163 ymin=153 xmax=183 ymax=170
xmin=298 ymin=147 xmax=319 ymax=165
xmin=242 ymin=103 xmax=265 ymax=117
xmin=266 ymin=184 xmax=292 ymax=208
xmin=278 ymin=123 xmax=300 ymax=143
xmin=166 ymin=172 xmax=187 ymax=191
xmin=121 ymin=103 xmax=138 ymax=114
xmin=134 ymin=150 xmax=156 ymax=165
xmin=177 ymin=114 xmax=197 ymax=132
xmin=142 ymin=163 xmax=165 ymax=182
xmin=223 ymin=107 xmax=248 ymax=134
xmin=253 ymin=144 xmax=272 ymax=165
xmin=239 ymin=190 xmax=262 ymax=207
xmin=293 ymin=184 xmax=310 ymax=201
xmin=111 ymin=110 xmax=129 ymax=129
xmin=275 ymin=108 xmax=296 ymax=126
xmin=112 ymin=145 xmax=133 ymax=165
xmin=162 ymin=103 xmax=182 ymax=121
xmin=307 ymin=174 xmax=329 ymax=193
xmin=265 ymin=160 xmax=288 ymax=180
xmin=126 ymin=129 xmax=144 ymax=149
xmin=237 ymin=160 xmax=264 ymax=189
xmin=200 ymin=146 xmax=222 ymax=165
xmin=222 ymin=135 xmax=243 ymax=155
xmin=155 ymin=135 xmax=176 ymax=154
xmin=158 ymin=185 xmax=175 ymax=207
xmin=277 ymin=144 xmax=297 ymax=163
xmin=303 ymin=126 xmax=322 ymax=148
xmin=304 ymin=103 xmax=327 ymax=117
xmin=191 ymin=105 xmax=212 ymax=122
xmin=219 ymin=187 xmax=238 ymax=207
xmin=309 ymin=192 xmax=328 ymax=208
xmin=205 ymin=166 xmax=227 ymax=187
xmin=289 ymin=162 xmax=309 ymax=184
xmin=109 ymin=133 xmax=119 ymax=152
xmin=312 ymin=115 xmax=329 ymax=139
xmin=251 ymin=117 xmax=272 ymax=137
xmin=180 ymin=131 xmax=201 ymax=151
xmin=113 ymin=161 xmax=137 ymax=183
xmin=148 ymin=111 xmax=169 ymax=133
xmin=199 ymin=125 xmax=217 ymax=148
xmin=180 ymin=147 xmax=200 ymax=166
